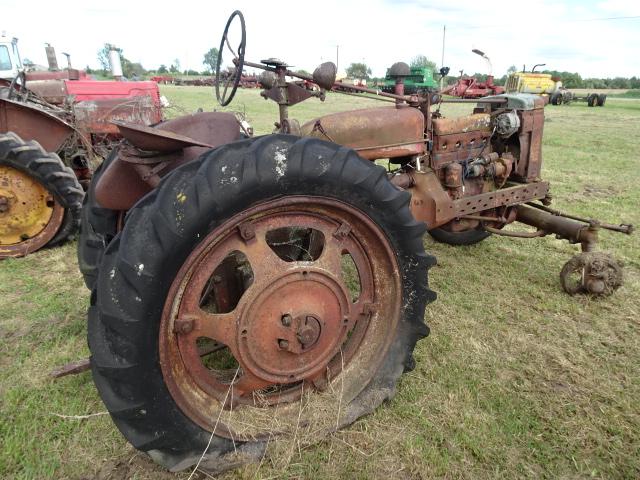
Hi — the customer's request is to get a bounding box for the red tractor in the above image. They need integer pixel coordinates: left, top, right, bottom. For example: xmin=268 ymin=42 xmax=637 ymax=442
xmin=443 ymin=74 xmax=505 ymax=98
xmin=443 ymin=49 xmax=505 ymax=99
xmin=77 ymin=11 xmax=631 ymax=474
xmin=0 ymin=38 xmax=162 ymax=258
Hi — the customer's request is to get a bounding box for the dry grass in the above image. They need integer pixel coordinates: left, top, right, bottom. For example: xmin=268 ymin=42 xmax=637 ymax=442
xmin=0 ymin=87 xmax=638 ymax=479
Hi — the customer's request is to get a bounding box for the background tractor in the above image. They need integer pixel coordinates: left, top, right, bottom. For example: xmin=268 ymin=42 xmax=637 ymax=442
xmin=78 ymin=10 xmax=632 ymax=475
xmin=442 ymin=48 xmax=505 ymax=99
xmin=505 ymin=64 xmax=607 ymax=106
xmin=0 ymin=33 xmax=163 ymax=258
xmin=381 ymin=66 xmax=437 ymax=94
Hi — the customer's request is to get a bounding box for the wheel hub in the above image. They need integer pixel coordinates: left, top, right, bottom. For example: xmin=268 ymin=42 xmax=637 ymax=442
xmin=0 ymin=165 xmax=64 ymax=256
xmin=237 ymin=270 xmax=349 ymax=383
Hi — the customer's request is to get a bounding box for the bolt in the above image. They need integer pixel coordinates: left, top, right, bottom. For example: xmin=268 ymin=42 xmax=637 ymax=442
xmin=278 ymin=339 xmax=289 ymax=349
xmin=281 ymin=314 xmax=292 ymax=327
xmin=238 ymin=223 xmax=255 ymax=241
xmin=173 ymin=317 xmax=194 ymax=335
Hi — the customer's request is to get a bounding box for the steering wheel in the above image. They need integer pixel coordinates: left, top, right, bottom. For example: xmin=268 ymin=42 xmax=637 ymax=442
xmin=8 ymin=71 xmax=28 ymax=101
xmin=215 ymin=10 xmax=246 ymax=107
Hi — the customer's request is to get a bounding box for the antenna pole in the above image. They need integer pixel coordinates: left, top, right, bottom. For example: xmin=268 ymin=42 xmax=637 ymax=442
xmin=440 ymin=25 xmax=446 ymax=89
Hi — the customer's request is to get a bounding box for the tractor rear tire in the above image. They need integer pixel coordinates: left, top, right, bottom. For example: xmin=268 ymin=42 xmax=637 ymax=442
xmin=89 ymin=135 xmax=436 ymax=473
xmin=0 ymin=132 xmax=83 ymax=258
xmin=429 ymin=224 xmax=491 ymax=246
xmin=77 ymin=149 xmax=120 ymax=289
xmin=597 ymin=94 xmax=606 ymax=106
xmin=587 ymin=94 xmax=598 ymax=107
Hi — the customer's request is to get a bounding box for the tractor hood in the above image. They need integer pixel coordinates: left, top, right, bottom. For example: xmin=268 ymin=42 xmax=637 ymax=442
xmin=300 ymin=106 xmax=425 ymax=160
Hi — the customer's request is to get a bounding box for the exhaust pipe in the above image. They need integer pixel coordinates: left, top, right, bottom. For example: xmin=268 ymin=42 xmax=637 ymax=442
xmin=109 ymin=48 xmax=123 ymax=81
xmin=45 ymin=43 xmax=58 ymax=71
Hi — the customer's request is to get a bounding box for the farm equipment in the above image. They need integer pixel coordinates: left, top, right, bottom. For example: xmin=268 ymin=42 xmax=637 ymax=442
xmin=0 ymin=34 xmax=163 ymax=258
xmin=443 ymin=49 xmax=505 ymax=99
xmin=79 ymin=10 xmax=632 ymax=474
xmin=442 ymin=74 xmax=504 ymax=98
xmin=506 ymin=65 xmax=607 ymax=106
xmin=382 ymin=66 xmax=436 ymax=94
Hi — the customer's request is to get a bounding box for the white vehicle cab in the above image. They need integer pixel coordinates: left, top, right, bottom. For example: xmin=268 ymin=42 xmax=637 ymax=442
xmin=0 ymin=32 xmax=22 ymax=80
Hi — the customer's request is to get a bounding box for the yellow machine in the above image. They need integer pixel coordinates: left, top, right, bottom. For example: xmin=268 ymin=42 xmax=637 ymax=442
xmin=505 ymin=72 xmax=560 ymax=95
xmin=505 ymin=69 xmax=606 ymax=107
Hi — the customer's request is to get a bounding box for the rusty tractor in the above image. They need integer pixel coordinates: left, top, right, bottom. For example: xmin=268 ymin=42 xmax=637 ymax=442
xmin=0 ymin=38 xmax=162 ymax=258
xmin=79 ymin=11 xmax=632 ymax=474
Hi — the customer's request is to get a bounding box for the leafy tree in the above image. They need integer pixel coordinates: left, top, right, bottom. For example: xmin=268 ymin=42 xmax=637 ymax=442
xmin=203 ymin=47 xmax=220 ymax=73
xmin=169 ymin=64 xmax=179 ymax=74
xmin=346 ymin=62 xmax=371 ymax=79
xmin=97 ymin=43 xmax=122 ymax=71
xmin=295 ymin=69 xmax=311 ymax=77
xmin=507 ymin=65 xmax=517 ymax=74
xmin=96 ymin=43 xmax=146 ymax=78
xmin=123 ymin=61 xmax=145 ymax=78
xmin=410 ymin=55 xmax=436 ymax=71
xmin=157 ymin=64 xmax=168 ymax=74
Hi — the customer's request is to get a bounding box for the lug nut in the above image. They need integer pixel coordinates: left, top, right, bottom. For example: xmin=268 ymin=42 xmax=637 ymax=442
xmin=281 ymin=314 xmax=292 ymax=327
xmin=0 ymin=196 xmax=8 ymax=213
xmin=278 ymin=339 xmax=289 ymax=349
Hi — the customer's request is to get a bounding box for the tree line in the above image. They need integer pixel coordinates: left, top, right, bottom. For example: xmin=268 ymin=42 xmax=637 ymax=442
xmin=91 ymin=45 xmax=638 ymax=90
xmin=90 ymin=44 xmax=221 ymax=79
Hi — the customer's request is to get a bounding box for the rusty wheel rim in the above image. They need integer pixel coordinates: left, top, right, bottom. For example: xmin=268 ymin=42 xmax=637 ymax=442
xmin=0 ymin=165 xmax=65 ymax=258
xmin=159 ymin=196 xmax=401 ymax=439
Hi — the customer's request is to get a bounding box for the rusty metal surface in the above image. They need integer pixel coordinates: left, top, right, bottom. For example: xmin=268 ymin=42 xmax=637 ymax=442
xmin=454 ymin=182 xmax=549 ymax=218
xmin=526 ymin=202 xmax=633 ymax=235
xmin=95 ymin=113 xmax=242 ymax=210
xmin=432 ymin=114 xmax=491 ymax=135
xmin=0 ymin=98 xmax=73 ymax=152
xmin=431 ymin=131 xmax=492 ymax=168
xmin=515 ymin=204 xmax=597 ymax=251
xmin=509 ymin=108 xmax=545 ymax=181
xmin=301 ymin=107 xmax=425 ymax=160
xmin=50 ymin=358 xmax=91 ymax=378
xmin=112 ymin=121 xmax=216 ymax=151
xmin=408 ymin=169 xmax=453 ymax=228
xmin=158 ymin=196 xmax=400 ymax=439
xmin=560 ymin=252 xmax=623 ymax=296
xmin=73 ymin=96 xmax=162 ymax=136
xmin=407 ymin=169 xmax=550 ymax=229
xmin=22 ymin=80 xmax=69 ymax=105
xmin=94 ymin=157 xmax=153 ymax=211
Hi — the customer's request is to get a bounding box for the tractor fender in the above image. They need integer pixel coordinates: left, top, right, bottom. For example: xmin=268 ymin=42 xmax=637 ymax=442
xmin=95 ymin=112 xmax=243 ymax=211
xmin=0 ymin=98 xmax=74 ymax=152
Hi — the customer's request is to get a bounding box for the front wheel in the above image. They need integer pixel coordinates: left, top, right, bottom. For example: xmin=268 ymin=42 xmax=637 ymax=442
xmin=89 ymin=135 xmax=436 ymax=473
xmin=429 ymin=220 xmax=491 ymax=246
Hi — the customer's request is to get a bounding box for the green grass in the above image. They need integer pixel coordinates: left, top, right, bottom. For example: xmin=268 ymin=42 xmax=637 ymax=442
xmin=608 ymin=89 xmax=640 ymax=98
xmin=1 ymin=87 xmax=639 ymax=479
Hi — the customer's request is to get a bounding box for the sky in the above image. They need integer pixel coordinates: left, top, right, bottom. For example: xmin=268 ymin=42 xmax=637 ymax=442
xmin=2 ymin=0 xmax=639 ymax=79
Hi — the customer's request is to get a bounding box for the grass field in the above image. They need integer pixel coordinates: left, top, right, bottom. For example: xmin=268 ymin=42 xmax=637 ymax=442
xmin=1 ymin=86 xmax=639 ymax=479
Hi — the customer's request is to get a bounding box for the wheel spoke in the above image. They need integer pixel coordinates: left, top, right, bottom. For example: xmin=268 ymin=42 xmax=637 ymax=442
xmin=239 ymin=226 xmax=291 ymax=281
xmin=183 ymin=310 xmax=237 ymax=350
xmin=225 ymin=35 xmax=238 ymax=59
xmin=314 ymin=241 xmax=343 ymax=276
